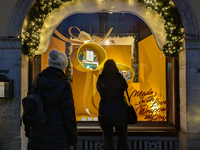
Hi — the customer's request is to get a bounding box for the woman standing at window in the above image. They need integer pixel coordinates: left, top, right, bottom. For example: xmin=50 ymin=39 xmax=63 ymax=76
xmin=97 ymin=59 xmax=130 ymax=150
xmin=24 ymin=49 xmax=78 ymax=150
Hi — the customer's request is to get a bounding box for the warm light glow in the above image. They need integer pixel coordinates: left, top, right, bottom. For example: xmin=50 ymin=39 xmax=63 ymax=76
xmin=129 ymin=0 xmax=133 ymax=4
xmin=84 ymin=40 xmax=90 ymax=43
xmin=106 ymin=40 xmax=109 ymax=45
xmin=22 ymin=0 xmax=183 ymax=56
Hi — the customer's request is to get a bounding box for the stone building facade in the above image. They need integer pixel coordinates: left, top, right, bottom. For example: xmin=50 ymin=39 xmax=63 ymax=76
xmin=0 ymin=0 xmax=200 ymax=150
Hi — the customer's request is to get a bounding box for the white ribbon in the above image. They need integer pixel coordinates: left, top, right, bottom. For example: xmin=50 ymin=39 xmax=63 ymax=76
xmin=54 ymin=26 xmax=113 ymax=44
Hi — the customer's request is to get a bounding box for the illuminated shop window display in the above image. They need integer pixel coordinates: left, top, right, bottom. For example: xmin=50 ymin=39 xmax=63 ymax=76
xmin=29 ymin=12 xmax=178 ymax=129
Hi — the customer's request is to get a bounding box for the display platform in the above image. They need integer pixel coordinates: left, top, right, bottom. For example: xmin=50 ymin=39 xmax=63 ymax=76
xmin=76 ymin=115 xmax=98 ymax=121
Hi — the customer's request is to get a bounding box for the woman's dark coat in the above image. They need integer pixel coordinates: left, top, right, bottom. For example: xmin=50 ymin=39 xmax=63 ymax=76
xmin=25 ymin=67 xmax=77 ymax=150
xmin=97 ymin=73 xmax=128 ymax=115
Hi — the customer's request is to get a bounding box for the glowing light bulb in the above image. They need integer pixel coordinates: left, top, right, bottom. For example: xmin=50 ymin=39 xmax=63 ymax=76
xmin=106 ymin=40 xmax=109 ymax=45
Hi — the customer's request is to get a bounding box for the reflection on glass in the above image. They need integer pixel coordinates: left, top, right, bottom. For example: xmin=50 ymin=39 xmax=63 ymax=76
xmin=0 ymin=82 xmax=5 ymax=97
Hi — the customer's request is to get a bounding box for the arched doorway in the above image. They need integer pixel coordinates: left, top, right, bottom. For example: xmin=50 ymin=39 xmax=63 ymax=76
xmin=9 ymin=0 xmax=199 ymax=45
xmin=19 ymin=0 xmax=173 ymax=123
xmin=9 ymin=0 xmax=200 ymax=149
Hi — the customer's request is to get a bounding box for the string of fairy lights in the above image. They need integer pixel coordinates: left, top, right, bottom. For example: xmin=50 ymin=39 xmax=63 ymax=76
xmin=22 ymin=0 xmax=71 ymax=56
xmin=22 ymin=0 xmax=184 ymax=57
xmin=138 ymin=0 xmax=184 ymax=56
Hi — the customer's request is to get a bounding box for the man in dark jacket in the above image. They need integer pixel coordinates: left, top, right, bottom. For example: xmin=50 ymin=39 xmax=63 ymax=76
xmin=25 ymin=49 xmax=78 ymax=150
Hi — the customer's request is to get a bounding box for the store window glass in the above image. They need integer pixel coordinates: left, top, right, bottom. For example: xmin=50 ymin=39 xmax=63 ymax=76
xmin=29 ymin=12 xmax=178 ymax=130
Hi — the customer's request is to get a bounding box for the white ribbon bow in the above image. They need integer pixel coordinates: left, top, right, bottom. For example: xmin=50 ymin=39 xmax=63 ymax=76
xmin=54 ymin=26 xmax=113 ymax=45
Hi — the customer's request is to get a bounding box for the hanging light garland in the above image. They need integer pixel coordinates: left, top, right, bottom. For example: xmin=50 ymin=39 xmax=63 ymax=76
xmin=22 ymin=0 xmax=72 ymax=56
xmin=22 ymin=0 xmax=184 ymax=57
xmin=138 ymin=0 xmax=184 ymax=56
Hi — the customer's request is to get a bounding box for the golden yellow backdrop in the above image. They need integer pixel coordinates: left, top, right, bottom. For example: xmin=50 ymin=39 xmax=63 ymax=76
xmin=41 ymin=36 xmax=66 ymax=70
xmin=41 ymin=35 xmax=166 ymax=122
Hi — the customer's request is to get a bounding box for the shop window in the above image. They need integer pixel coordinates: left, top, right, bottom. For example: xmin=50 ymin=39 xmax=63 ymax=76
xmin=29 ymin=12 xmax=179 ymax=131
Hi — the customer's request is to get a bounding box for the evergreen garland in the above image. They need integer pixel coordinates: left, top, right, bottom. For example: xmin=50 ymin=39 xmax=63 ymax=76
xmin=22 ymin=0 xmax=184 ymax=57
xmin=22 ymin=0 xmax=72 ymax=56
xmin=138 ymin=0 xmax=184 ymax=56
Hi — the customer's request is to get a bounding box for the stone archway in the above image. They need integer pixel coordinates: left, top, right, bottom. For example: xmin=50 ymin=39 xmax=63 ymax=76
xmin=8 ymin=0 xmax=35 ymax=37
xmin=9 ymin=0 xmax=199 ymax=38
xmin=173 ymin=0 xmax=199 ymax=38
xmin=8 ymin=0 xmax=200 ymax=149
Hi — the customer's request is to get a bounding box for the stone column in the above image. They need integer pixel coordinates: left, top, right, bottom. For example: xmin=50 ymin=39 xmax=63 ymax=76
xmin=0 ymin=38 xmax=28 ymax=150
xmin=179 ymin=38 xmax=200 ymax=150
